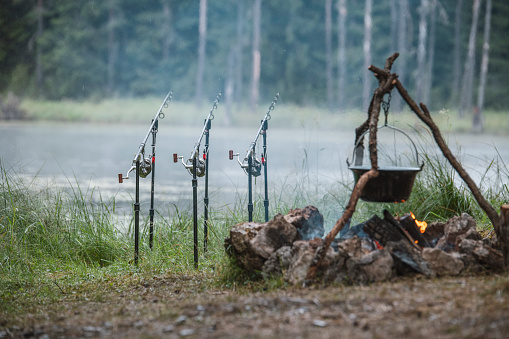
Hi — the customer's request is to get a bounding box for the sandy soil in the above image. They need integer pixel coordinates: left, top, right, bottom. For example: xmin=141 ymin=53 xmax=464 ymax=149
xmin=2 ymin=273 xmax=509 ymax=339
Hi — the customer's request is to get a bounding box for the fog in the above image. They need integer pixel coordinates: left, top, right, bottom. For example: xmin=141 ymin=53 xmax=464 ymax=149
xmin=1 ymin=118 xmax=508 ymax=230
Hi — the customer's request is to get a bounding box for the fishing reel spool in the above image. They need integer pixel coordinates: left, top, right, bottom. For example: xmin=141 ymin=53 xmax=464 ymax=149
xmin=139 ymin=156 xmax=152 ymax=178
xmin=229 ymin=150 xmax=262 ymax=177
xmin=173 ymin=153 xmax=206 ymax=177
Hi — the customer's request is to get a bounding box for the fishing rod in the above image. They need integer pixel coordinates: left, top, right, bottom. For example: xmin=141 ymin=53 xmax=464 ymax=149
xmin=173 ymin=92 xmax=221 ymax=268
xmin=118 ymin=90 xmax=173 ymax=265
xmin=229 ymin=93 xmax=279 ymax=222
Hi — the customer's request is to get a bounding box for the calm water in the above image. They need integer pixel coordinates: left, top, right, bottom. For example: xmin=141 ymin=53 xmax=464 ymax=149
xmin=1 ymin=121 xmax=508 ymax=227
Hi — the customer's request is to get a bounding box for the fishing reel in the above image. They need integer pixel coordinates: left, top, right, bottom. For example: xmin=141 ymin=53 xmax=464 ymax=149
xmin=138 ymin=156 xmax=152 ymax=178
xmin=173 ymin=153 xmax=206 ymax=177
xmin=229 ymin=150 xmax=262 ymax=177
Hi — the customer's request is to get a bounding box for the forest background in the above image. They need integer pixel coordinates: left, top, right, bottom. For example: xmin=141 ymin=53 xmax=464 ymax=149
xmin=0 ymin=0 xmax=507 ymax=127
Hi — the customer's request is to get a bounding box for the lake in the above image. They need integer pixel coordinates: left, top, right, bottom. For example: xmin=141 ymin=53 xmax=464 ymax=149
xmin=1 ymin=121 xmax=507 ymax=228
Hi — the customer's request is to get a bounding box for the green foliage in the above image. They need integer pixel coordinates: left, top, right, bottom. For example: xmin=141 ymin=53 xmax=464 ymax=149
xmin=2 ymin=0 xmax=509 ymax=111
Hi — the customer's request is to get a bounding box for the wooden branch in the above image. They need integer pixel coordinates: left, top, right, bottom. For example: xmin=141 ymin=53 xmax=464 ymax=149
xmin=498 ymin=204 xmax=509 ymax=267
xmin=394 ymin=79 xmax=500 ymax=228
xmin=305 ymin=168 xmax=379 ymax=283
xmin=305 ymin=54 xmax=400 ymax=284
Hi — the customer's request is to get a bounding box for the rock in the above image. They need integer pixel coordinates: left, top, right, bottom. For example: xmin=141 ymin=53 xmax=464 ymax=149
xmin=336 ymin=236 xmax=363 ymax=258
xmin=345 ymin=249 xmax=394 ymax=284
xmin=225 ymin=221 xmax=267 ymax=272
xmin=285 ymin=238 xmax=337 ymax=285
xmin=422 ymin=248 xmax=464 ymax=276
xmin=385 ymin=240 xmax=432 ymax=276
xmin=445 ymin=213 xmax=477 ymax=245
xmin=283 ymin=205 xmax=324 ymax=240
xmin=251 ymin=213 xmax=299 ymax=259
xmin=457 ymin=238 xmax=504 ymax=271
xmin=262 ymin=246 xmax=293 ymax=277
xmin=225 ymin=213 xmax=299 ymax=272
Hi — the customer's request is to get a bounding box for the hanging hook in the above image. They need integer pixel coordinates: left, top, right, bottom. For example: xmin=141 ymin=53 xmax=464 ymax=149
xmin=382 ymin=93 xmax=391 ymax=126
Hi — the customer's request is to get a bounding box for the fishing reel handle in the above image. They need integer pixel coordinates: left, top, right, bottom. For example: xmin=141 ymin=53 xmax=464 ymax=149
xmin=229 ymin=150 xmax=248 ymax=169
xmin=173 ymin=153 xmax=190 ymax=168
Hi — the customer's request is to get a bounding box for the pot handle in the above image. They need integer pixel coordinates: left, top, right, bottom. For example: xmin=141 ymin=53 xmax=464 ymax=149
xmin=347 ymin=124 xmax=422 ymax=168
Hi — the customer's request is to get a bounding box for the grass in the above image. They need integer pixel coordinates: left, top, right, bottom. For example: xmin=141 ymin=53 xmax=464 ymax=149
xmin=19 ymin=97 xmax=509 ymax=135
xmin=1 ymin=131 xmax=508 ymax=316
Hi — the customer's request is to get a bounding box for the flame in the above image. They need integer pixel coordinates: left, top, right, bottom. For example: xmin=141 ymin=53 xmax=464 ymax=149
xmin=410 ymin=212 xmax=427 ymax=233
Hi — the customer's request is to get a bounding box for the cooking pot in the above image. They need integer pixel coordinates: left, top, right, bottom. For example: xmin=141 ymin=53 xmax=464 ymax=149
xmin=347 ymin=124 xmax=424 ymax=203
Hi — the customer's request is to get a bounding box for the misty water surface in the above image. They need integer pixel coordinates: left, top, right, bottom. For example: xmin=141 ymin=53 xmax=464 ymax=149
xmin=1 ymin=122 xmax=507 ymax=228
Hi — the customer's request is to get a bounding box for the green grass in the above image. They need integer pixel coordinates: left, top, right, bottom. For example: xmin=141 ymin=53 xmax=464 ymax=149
xmin=19 ymin=97 xmax=509 ymax=135
xmin=1 ymin=136 xmax=508 ymax=314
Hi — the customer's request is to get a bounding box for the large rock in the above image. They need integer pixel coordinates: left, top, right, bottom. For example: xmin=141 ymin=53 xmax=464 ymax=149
xmin=345 ymin=249 xmax=394 ymax=284
xmin=436 ymin=213 xmax=477 ymax=252
xmin=283 ymin=205 xmax=324 ymax=240
xmin=225 ymin=222 xmax=267 ymax=272
xmin=251 ymin=213 xmax=298 ymax=260
xmin=422 ymin=247 xmax=464 ymax=276
xmin=284 ymin=238 xmax=338 ymax=285
xmin=225 ymin=206 xmax=323 ymax=273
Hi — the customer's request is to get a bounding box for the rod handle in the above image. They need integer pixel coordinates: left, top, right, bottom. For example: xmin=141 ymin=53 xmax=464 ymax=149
xmin=173 ymin=153 xmax=178 ymax=163
xmin=229 ymin=150 xmax=234 ymax=160
xmin=118 ymin=173 xmax=123 ymax=183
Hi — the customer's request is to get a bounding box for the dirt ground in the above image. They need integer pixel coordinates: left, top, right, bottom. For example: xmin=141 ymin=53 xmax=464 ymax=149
xmin=2 ymin=272 xmax=509 ymax=339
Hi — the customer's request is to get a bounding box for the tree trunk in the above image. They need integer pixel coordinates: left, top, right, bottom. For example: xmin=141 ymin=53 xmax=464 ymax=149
xmin=475 ymin=0 xmax=492 ymax=133
xmin=337 ymin=0 xmax=347 ymax=113
xmin=451 ymin=0 xmax=464 ymax=107
xmin=389 ymin=0 xmax=397 ymax=54
xmin=36 ymin=0 xmax=44 ymax=97
xmin=107 ymin=2 xmax=118 ymax=96
xmin=250 ymin=0 xmax=262 ymax=111
xmin=423 ymin=0 xmax=437 ymax=105
xmin=235 ymin=0 xmax=245 ymax=105
xmin=224 ymin=49 xmax=234 ymax=126
xmin=325 ymin=0 xmax=334 ymax=112
xmin=416 ymin=0 xmax=428 ymax=101
xmin=161 ymin=0 xmax=173 ymax=62
xmin=362 ymin=0 xmax=372 ymax=112
xmin=393 ymin=0 xmax=409 ymax=113
xmin=195 ymin=0 xmax=207 ymax=107
xmin=459 ymin=0 xmax=481 ymax=117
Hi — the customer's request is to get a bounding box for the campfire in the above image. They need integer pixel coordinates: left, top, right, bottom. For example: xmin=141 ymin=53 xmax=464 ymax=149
xmin=224 ymin=54 xmax=509 ymax=286
xmin=225 ymin=206 xmax=503 ymax=285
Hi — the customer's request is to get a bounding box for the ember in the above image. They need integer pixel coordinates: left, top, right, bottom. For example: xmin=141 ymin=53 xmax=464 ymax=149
xmin=410 ymin=212 xmax=427 ymax=233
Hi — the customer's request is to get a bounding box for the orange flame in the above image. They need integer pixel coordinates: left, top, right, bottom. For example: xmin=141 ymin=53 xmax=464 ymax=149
xmin=410 ymin=212 xmax=427 ymax=233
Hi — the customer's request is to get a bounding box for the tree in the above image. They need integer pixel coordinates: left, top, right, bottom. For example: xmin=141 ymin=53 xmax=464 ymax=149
xmin=459 ymin=0 xmax=481 ymax=117
xmin=195 ymin=0 xmax=208 ymax=106
xmin=250 ymin=0 xmax=261 ymax=110
xmin=234 ymin=0 xmax=246 ymax=104
xmin=451 ymin=0 xmax=464 ymax=107
xmin=161 ymin=0 xmax=173 ymax=62
xmin=106 ymin=0 xmax=119 ymax=96
xmin=337 ymin=0 xmax=347 ymax=112
xmin=325 ymin=0 xmax=334 ymax=112
xmin=474 ymin=0 xmax=492 ymax=132
xmin=36 ymin=0 xmax=44 ymax=97
xmin=362 ymin=0 xmax=372 ymax=112
xmin=416 ymin=0 xmax=428 ymax=102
